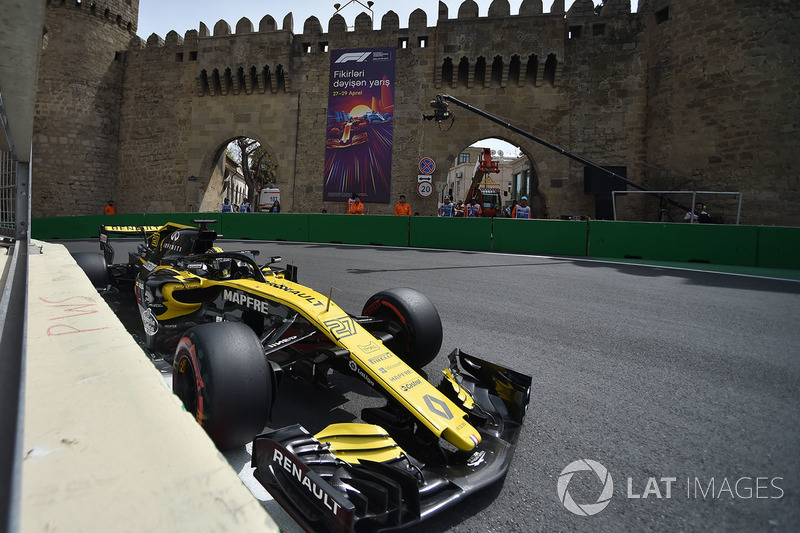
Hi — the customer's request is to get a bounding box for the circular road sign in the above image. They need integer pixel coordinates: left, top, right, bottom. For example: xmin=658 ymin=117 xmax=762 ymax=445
xmin=417 ymin=181 xmax=433 ymax=198
xmin=419 ymin=157 xmax=436 ymax=175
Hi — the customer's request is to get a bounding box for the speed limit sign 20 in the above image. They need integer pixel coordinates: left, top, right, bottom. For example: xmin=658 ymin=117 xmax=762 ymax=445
xmin=417 ymin=181 xmax=433 ymax=198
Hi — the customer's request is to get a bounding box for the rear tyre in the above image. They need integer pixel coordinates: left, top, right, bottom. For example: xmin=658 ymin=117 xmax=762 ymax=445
xmin=71 ymin=252 xmax=109 ymax=289
xmin=172 ymin=321 xmax=272 ymax=451
xmin=362 ymin=288 xmax=443 ymax=369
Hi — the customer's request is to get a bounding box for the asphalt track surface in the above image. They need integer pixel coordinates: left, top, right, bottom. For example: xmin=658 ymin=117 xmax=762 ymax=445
xmin=61 ymin=238 xmax=800 ymax=532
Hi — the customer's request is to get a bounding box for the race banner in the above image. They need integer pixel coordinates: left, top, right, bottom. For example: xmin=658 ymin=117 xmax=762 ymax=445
xmin=324 ymin=48 xmax=395 ymax=204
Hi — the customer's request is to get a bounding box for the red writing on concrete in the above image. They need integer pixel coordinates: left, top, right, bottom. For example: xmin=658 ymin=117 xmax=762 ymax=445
xmin=40 ymin=295 xmax=110 ymax=336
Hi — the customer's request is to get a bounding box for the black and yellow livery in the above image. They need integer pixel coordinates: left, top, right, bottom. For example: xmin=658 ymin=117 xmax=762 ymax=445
xmin=77 ymin=220 xmax=532 ymax=533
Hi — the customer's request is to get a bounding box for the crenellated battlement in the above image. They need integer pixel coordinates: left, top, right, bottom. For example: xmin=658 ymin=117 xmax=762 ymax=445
xmin=46 ymin=0 xmax=139 ymax=35
xmin=134 ymin=0 xmax=635 ymax=46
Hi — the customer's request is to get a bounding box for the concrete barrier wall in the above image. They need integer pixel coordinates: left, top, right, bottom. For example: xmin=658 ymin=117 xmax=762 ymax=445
xmin=32 ymin=214 xmax=800 ymax=270
xmin=23 ymin=240 xmax=278 ymax=532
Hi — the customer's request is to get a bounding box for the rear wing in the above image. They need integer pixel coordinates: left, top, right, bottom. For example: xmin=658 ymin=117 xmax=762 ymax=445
xmin=99 ymin=224 xmax=160 ymax=265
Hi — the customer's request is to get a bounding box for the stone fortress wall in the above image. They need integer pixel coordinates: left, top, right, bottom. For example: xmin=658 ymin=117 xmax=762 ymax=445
xmin=32 ymin=0 xmax=799 ymax=225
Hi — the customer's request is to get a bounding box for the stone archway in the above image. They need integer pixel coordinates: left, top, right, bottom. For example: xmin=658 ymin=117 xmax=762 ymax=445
xmin=191 ymin=133 xmax=282 ymax=213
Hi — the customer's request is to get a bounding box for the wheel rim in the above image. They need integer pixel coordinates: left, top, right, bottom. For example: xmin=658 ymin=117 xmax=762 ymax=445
xmin=173 ymin=353 xmax=198 ymax=418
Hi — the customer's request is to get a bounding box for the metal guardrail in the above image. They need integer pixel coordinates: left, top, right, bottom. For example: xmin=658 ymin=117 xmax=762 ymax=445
xmin=1 ymin=133 xmax=29 ymax=533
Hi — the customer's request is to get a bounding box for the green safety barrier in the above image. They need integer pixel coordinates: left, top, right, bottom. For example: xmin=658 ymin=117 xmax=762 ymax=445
xmin=30 ymin=214 xmax=800 ymax=271
xmin=216 ymin=213 xmax=310 ymax=242
xmin=493 ymin=219 xmax=588 ymax=256
xmin=409 ymin=217 xmax=492 ymax=251
xmin=588 ymin=220 xmax=759 ymax=266
xmin=308 ymin=214 xmax=409 ymax=246
xmin=756 ymin=226 xmax=800 ymax=269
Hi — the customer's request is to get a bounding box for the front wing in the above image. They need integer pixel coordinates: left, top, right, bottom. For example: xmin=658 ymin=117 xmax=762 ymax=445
xmin=252 ymin=350 xmax=532 ymax=532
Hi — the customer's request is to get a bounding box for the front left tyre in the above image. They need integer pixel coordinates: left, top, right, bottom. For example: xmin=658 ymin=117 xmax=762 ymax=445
xmin=172 ymin=321 xmax=272 ymax=451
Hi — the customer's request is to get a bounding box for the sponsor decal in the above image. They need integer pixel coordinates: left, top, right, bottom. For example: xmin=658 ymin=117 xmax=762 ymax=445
xmin=467 ymin=450 xmax=486 ymax=467
xmin=270 ymin=446 xmax=346 ymax=517
xmin=323 ymin=316 xmax=357 ymax=340
xmin=223 ymin=288 xmax=272 ymax=314
xmin=266 ymin=335 xmax=298 ymax=351
xmin=262 ymin=279 xmax=325 ymax=307
xmin=400 ymin=377 xmax=422 ymax=392
xmin=423 ymin=394 xmax=453 ymax=420
xmin=388 ymin=369 xmax=413 ymax=382
xmin=348 ymin=360 xmax=375 ymax=386
xmin=140 ymin=307 xmax=158 ymax=336
xmin=377 ymin=360 xmax=404 ymax=374
xmin=367 ymin=351 xmax=392 ymax=364
xmin=359 ymin=341 xmax=382 ymax=354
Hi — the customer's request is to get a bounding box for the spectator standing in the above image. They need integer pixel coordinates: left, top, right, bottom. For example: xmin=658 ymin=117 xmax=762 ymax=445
xmin=438 ymin=196 xmax=455 ymax=217
xmin=511 ymin=196 xmax=532 ymax=219
xmin=269 ymin=200 xmax=281 ymax=213
xmin=240 ymin=199 xmax=251 ymax=212
xmin=465 ymin=198 xmax=482 ymax=218
xmin=394 ymin=195 xmax=412 ymax=216
xmin=221 ymin=198 xmax=233 ymax=212
xmin=684 ymin=202 xmax=709 ymax=223
xmin=347 ymin=195 xmax=365 ymax=215
xmin=104 ymin=200 xmax=116 ymax=215
xmin=348 ymin=192 xmax=359 ymax=211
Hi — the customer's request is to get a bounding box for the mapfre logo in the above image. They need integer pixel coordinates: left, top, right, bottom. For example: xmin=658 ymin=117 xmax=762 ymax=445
xmin=557 ymin=459 xmax=614 ymax=516
xmin=335 ymin=52 xmax=371 ymax=63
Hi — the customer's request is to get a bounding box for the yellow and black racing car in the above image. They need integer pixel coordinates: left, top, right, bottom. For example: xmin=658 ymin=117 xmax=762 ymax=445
xmin=73 ymin=220 xmax=532 ymax=533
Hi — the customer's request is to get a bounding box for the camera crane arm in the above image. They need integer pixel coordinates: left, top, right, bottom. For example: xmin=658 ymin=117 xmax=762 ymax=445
xmin=424 ymin=93 xmax=690 ymax=213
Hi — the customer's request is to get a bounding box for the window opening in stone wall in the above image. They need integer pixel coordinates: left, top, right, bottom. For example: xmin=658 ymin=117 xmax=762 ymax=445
xmin=490 ymin=56 xmax=503 ymax=87
xmin=398 ymin=37 xmax=408 ymax=49
xmin=474 ymin=56 xmax=486 ymax=87
xmin=525 ymin=54 xmax=538 ymax=86
xmin=263 ymin=66 xmax=272 ymax=93
xmin=568 ymin=25 xmax=582 ymax=39
xmin=190 ymin=51 xmax=197 ymax=60
xmin=276 ymin=65 xmax=285 ymax=92
xmin=200 ymin=70 xmax=210 ymax=95
xmin=303 ymin=43 xmax=312 ymax=53
xmin=543 ymin=53 xmax=557 ymax=86
xmin=457 ymin=57 xmax=470 ymax=87
xmin=319 ymin=42 xmax=329 ymax=52
xmin=114 ymin=51 xmax=121 ymax=60
xmin=442 ymin=57 xmax=454 ymax=87
xmin=236 ymin=67 xmax=246 ymax=93
xmin=655 ymin=6 xmax=670 ymax=24
xmin=212 ymin=69 xmax=222 ymax=95
xmin=175 ymin=52 xmax=183 ymax=62
xmin=224 ymin=68 xmax=233 ymax=94
xmin=116 ymin=15 xmax=121 ymax=26
xmin=593 ymin=24 xmax=606 ymax=36
xmin=249 ymin=66 xmax=258 ymax=91
xmin=418 ymin=36 xmax=428 ymax=48
xmin=508 ymin=55 xmax=521 ymax=85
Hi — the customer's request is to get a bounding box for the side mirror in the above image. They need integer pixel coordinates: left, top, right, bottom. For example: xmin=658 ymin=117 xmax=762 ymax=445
xmin=270 ymin=256 xmax=282 ymax=264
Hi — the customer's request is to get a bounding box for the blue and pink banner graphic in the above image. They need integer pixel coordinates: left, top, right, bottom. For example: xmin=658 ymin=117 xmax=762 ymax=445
xmin=324 ymin=48 xmax=395 ymax=204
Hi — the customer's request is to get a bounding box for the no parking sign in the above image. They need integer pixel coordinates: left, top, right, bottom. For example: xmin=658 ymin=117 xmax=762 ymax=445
xmin=419 ymin=157 xmax=435 ymax=175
